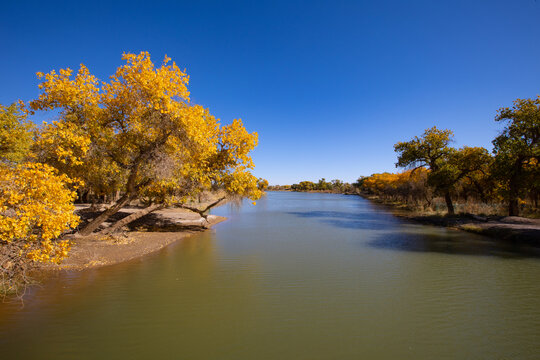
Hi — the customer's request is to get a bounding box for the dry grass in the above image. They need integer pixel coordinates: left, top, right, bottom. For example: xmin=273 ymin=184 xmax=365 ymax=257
xmin=363 ymin=193 xmax=539 ymax=218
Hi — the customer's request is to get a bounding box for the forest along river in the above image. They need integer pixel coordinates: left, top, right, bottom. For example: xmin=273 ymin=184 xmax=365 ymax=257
xmin=1 ymin=191 xmax=540 ymax=359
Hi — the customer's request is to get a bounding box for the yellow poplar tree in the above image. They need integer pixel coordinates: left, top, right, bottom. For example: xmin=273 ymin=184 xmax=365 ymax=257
xmin=0 ymin=163 xmax=79 ymax=294
xmin=30 ymin=52 xmax=263 ymax=235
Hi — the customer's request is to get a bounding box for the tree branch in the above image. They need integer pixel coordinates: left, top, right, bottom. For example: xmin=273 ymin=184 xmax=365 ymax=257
xmin=176 ymin=197 xmax=226 ymax=219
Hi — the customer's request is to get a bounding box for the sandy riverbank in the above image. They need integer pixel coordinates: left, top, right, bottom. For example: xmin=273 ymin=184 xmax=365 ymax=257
xmin=45 ymin=207 xmax=226 ymax=271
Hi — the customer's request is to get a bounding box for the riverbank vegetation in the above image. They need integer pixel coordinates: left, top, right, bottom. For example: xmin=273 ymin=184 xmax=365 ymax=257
xmin=360 ymin=97 xmax=538 ymax=218
xmin=1 ymin=52 xmax=264 ymax=297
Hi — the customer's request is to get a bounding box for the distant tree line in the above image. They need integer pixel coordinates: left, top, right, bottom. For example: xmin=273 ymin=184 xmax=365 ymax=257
xmin=269 ymin=178 xmax=357 ymax=194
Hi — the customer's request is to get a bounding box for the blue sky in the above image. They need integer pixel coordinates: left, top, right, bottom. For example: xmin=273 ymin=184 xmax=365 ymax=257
xmin=1 ymin=0 xmax=539 ymax=184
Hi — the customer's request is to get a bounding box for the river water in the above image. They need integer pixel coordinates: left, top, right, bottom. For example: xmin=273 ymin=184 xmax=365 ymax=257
xmin=1 ymin=191 xmax=540 ymax=359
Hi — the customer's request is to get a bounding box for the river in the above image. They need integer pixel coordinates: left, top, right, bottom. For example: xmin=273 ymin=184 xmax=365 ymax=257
xmin=1 ymin=191 xmax=540 ymax=359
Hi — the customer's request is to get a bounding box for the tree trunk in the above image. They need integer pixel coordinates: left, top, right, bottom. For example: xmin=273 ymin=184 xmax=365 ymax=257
xmin=507 ymin=157 xmax=525 ymax=217
xmin=508 ymin=198 xmax=519 ymax=216
xmin=424 ymin=193 xmax=432 ymax=207
xmin=508 ymin=172 xmax=520 ymax=217
xmin=444 ymin=191 xmax=455 ymax=215
xmin=100 ymin=196 xmax=225 ymax=235
xmin=77 ymin=158 xmax=148 ymax=236
xmin=77 ymin=193 xmax=134 ymax=236
xmin=100 ymin=203 xmax=165 ymax=235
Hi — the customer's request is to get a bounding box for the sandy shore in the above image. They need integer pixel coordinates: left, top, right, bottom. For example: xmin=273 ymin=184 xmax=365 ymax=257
xmin=46 ymin=207 xmax=226 ymax=271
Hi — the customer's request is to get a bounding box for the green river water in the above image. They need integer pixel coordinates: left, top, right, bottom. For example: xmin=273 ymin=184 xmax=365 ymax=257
xmin=1 ymin=191 xmax=540 ymax=359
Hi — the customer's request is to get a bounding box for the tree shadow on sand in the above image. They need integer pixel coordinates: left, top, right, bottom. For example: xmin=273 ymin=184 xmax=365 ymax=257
xmin=78 ymin=210 xmax=208 ymax=233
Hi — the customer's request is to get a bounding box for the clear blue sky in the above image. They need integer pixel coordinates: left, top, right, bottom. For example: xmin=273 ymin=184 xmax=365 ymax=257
xmin=1 ymin=0 xmax=539 ymax=185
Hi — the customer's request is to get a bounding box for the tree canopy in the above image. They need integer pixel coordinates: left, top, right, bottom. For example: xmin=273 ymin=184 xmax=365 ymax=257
xmin=394 ymin=127 xmax=493 ymax=214
xmin=30 ymin=52 xmax=263 ymax=235
xmin=394 ymin=127 xmax=458 ymax=213
xmin=492 ymin=97 xmax=539 ymax=216
xmin=0 ymin=103 xmax=34 ymax=164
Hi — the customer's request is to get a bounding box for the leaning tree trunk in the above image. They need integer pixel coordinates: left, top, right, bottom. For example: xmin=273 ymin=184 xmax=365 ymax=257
xmin=444 ymin=191 xmax=455 ymax=215
xmin=78 ymin=193 xmax=134 ymax=236
xmin=100 ymin=203 xmax=165 ymax=235
xmin=95 ymin=196 xmax=226 ymax=236
xmin=77 ymin=159 xmax=148 ymax=236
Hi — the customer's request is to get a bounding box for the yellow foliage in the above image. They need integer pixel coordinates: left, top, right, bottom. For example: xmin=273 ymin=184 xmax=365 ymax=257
xmin=361 ymin=168 xmax=429 ymax=196
xmin=0 ymin=163 xmax=79 ymax=263
xmin=0 ymin=103 xmax=34 ymax=163
xmin=29 ymin=51 xmax=264 ymax=211
xmin=37 ymin=120 xmax=91 ymax=167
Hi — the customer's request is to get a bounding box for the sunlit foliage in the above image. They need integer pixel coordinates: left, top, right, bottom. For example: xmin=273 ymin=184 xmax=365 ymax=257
xmin=0 ymin=163 xmax=79 ymax=295
xmin=358 ymin=168 xmax=430 ymax=205
xmin=0 ymin=103 xmax=34 ymax=163
xmin=30 ymin=52 xmax=263 ymax=234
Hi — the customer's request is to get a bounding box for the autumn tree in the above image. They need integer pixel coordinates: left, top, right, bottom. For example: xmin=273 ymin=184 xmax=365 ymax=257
xmin=257 ymin=178 xmax=269 ymax=191
xmin=492 ymin=97 xmax=539 ymax=216
xmin=292 ymin=181 xmax=316 ymax=191
xmin=0 ymin=103 xmax=34 ymax=163
xmin=450 ymin=147 xmax=493 ymax=203
xmin=0 ymin=163 xmax=79 ymax=296
xmin=331 ymin=179 xmax=344 ymax=192
xmin=0 ymin=102 xmax=79 ymax=295
xmin=394 ymin=127 xmax=457 ymax=214
xmin=30 ymin=52 xmax=263 ymax=235
xmin=317 ymin=178 xmax=331 ymax=191
xmin=426 ymin=146 xmax=492 ymax=210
